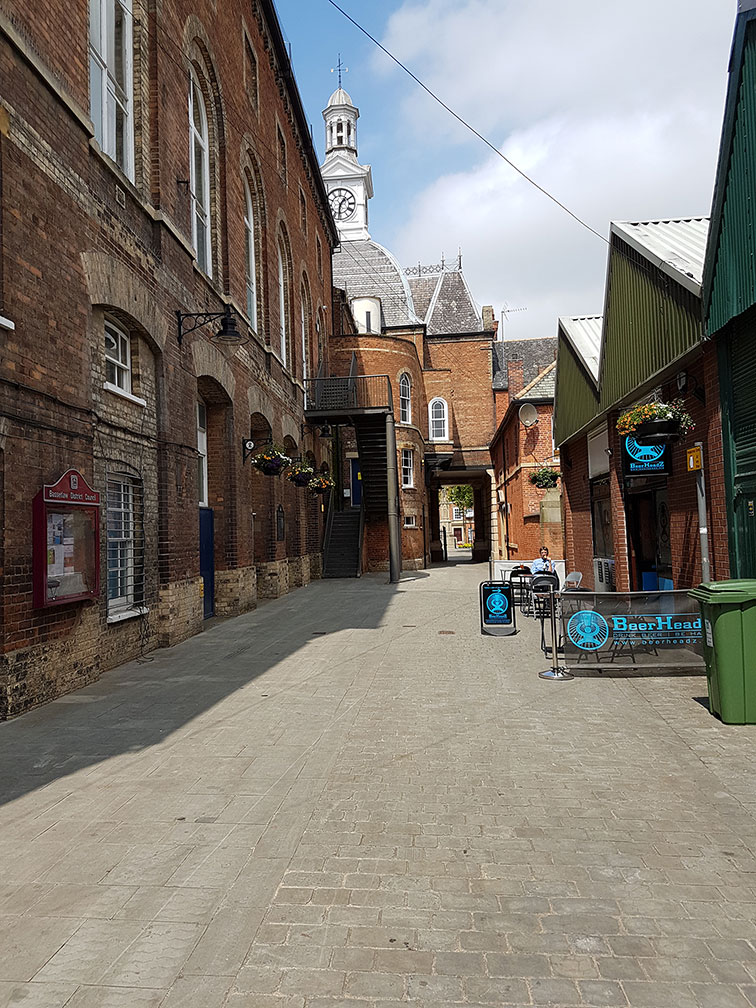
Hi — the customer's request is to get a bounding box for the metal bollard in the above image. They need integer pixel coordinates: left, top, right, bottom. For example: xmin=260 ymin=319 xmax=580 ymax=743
xmin=538 ymin=587 xmax=574 ymax=681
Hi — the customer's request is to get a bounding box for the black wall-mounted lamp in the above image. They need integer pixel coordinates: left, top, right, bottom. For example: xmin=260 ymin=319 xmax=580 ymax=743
xmin=176 ymin=304 xmax=246 ymax=347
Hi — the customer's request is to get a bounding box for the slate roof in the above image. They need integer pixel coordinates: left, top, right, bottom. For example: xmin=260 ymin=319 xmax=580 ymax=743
xmin=424 ymin=270 xmax=482 ymax=335
xmin=407 ymin=275 xmax=438 ymax=321
xmin=492 ymin=337 xmax=558 ymax=390
xmin=332 ymin=239 xmax=422 ymax=327
xmin=516 ymin=361 xmax=556 ymax=401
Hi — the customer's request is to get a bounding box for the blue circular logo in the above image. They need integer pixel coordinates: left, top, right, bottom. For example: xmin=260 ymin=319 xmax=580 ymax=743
xmin=626 ymin=437 xmax=665 ymax=463
xmin=567 ymin=611 xmax=610 ymax=651
xmin=486 ymin=591 xmax=509 ymax=617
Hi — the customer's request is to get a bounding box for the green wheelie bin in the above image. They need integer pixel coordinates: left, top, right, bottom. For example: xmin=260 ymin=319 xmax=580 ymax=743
xmin=688 ymin=580 xmax=756 ymax=724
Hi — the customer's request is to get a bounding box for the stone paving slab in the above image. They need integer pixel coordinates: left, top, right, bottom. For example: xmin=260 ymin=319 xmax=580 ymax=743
xmin=1 ymin=563 xmax=756 ymax=1006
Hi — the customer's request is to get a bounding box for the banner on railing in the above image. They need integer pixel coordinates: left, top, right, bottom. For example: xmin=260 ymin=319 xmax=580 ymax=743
xmin=560 ymin=591 xmax=704 ymax=672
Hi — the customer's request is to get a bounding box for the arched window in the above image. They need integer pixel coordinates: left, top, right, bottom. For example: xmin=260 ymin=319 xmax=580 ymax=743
xmin=300 ymin=279 xmax=312 ymax=382
xmin=429 ymin=398 xmax=448 ymax=441
xmin=399 ymin=374 xmax=411 ymax=424
xmin=277 ymin=241 xmax=289 ymax=368
xmin=189 ymin=70 xmax=211 ymax=276
xmin=243 ymin=178 xmax=257 ymax=329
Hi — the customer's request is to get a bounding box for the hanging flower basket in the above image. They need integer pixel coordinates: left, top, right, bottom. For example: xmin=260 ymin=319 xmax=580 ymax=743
xmin=308 ymin=474 xmax=335 ymax=495
xmin=251 ymin=446 xmax=292 ymax=476
xmin=528 ymin=467 xmax=560 ymax=489
xmin=617 ymin=400 xmax=694 ymax=443
xmin=286 ymin=463 xmax=315 ymax=488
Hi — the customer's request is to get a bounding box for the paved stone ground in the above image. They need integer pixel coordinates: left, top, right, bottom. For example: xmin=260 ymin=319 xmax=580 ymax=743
xmin=2 ymin=561 xmax=756 ymax=1008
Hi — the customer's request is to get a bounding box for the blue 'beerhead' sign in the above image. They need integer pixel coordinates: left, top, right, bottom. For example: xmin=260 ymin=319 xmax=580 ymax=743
xmin=621 ymin=436 xmax=671 ymax=477
xmin=480 ymin=582 xmax=516 ymax=636
xmin=561 ymin=591 xmax=705 ymax=673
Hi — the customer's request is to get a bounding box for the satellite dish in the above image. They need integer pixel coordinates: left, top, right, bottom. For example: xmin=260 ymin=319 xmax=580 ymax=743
xmin=519 ymin=403 xmax=539 ymax=428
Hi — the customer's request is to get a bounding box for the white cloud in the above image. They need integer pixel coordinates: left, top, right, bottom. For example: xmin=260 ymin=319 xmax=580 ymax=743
xmin=377 ymin=0 xmax=734 ymax=339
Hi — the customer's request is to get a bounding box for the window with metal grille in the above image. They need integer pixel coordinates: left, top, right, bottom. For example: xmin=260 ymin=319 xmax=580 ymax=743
xmin=189 ymin=70 xmax=211 ymax=276
xmin=104 ymin=318 xmax=131 ymax=393
xmin=429 ymin=398 xmax=448 ymax=441
xmin=401 ymin=448 xmax=414 ymax=488
xmin=89 ymin=0 xmax=134 ymax=178
xmin=107 ymin=470 xmax=145 ymax=619
xmin=399 ymin=374 xmax=411 ymax=424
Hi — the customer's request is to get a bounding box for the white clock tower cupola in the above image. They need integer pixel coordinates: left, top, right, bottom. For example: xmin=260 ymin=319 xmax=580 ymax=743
xmin=321 ymin=85 xmax=373 ymax=241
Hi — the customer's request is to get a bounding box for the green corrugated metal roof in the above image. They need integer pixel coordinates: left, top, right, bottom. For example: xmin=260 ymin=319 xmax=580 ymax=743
xmin=598 ymin=234 xmax=703 ymax=412
xmin=704 ymin=13 xmax=756 ymax=336
xmin=553 ymin=320 xmax=601 ymax=446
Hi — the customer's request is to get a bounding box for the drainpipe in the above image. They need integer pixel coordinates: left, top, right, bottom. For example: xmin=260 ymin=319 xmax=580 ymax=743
xmin=386 ymin=411 xmax=402 ymax=582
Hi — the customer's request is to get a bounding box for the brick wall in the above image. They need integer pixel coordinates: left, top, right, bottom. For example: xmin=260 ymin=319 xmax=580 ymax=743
xmin=0 ymin=0 xmax=336 ymax=716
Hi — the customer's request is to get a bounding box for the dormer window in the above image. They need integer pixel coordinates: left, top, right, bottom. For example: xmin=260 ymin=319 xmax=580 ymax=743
xmin=351 ymin=297 xmax=380 ymax=334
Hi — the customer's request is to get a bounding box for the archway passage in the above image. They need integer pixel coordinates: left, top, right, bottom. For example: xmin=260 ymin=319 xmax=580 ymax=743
xmin=428 ymin=469 xmax=492 ymax=565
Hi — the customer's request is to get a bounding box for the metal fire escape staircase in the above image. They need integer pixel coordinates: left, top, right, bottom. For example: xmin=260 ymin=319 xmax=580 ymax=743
xmin=305 ymin=354 xmax=401 ymax=581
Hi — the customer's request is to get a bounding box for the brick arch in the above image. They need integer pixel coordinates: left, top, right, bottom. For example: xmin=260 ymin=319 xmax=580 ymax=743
xmin=183 ymin=17 xmax=228 ymax=285
xmin=280 ymin=412 xmax=299 ymax=447
xmin=81 ymin=252 xmax=167 ymax=354
xmin=191 ymin=342 xmax=235 ymax=401
xmin=247 ymin=386 xmax=274 ymax=430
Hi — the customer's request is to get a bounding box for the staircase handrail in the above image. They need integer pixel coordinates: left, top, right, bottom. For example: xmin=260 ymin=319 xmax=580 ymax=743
xmin=323 ymin=485 xmax=335 ymax=558
xmin=357 ymin=493 xmax=365 ymax=578
xmin=304 ymin=374 xmax=393 ymax=413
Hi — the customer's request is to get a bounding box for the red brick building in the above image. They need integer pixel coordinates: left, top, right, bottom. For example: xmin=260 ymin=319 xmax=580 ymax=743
xmin=313 ymin=88 xmax=499 ymax=574
xmin=489 ymin=358 xmax=562 ymax=564
xmin=0 ymin=0 xmax=338 ymax=716
xmin=555 ymin=220 xmax=729 ymax=592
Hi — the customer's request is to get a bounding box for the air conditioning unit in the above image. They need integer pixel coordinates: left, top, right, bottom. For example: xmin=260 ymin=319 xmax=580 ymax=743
xmin=593 ymin=557 xmax=616 ymax=593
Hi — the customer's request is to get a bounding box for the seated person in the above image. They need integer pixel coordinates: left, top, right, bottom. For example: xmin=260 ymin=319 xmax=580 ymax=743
xmin=531 ymin=546 xmax=556 ymax=574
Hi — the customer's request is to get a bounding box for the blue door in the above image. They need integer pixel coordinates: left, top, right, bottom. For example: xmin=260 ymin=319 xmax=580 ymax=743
xmin=199 ymin=507 xmax=214 ymax=618
xmin=351 ymin=458 xmax=362 ymax=507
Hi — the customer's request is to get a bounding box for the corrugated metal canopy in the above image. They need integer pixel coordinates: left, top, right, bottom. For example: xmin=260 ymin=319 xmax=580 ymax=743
xmin=557 ymin=315 xmax=602 ymax=385
xmin=612 ymin=218 xmax=709 ymax=295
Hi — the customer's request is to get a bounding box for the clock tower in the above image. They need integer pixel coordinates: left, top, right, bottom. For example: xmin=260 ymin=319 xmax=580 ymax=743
xmin=321 ymin=87 xmax=373 ymax=241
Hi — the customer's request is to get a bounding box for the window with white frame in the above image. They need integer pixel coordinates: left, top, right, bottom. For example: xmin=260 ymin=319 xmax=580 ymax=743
xmin=403 ymin=514 xmax=417 ymax=528
xmin=104 ymin=317 xmax=131 ymax=393
xmin=401 ymin=448 xmax=414 ymax=488
xmin=243 ymin=178 xmax=257 ymax=327
xmin=429 ymin=398 xmax=448 ymax=441
xmin=399 ymin=373 xmax=411 ymax=424
xmin=107 ymin=471 xmax=144 ymax=617
xmin=189 ymin=70 xmax=212 ymax=275
xmin=89 ymin=0 xmax=134 ymax=179
xmin=278 ymin=242 xmax=289 ymax=368
xmin=452 ymin=506 xmax=464 ymax=521
xmin=197 ymin=400 xmax=208 ymax=507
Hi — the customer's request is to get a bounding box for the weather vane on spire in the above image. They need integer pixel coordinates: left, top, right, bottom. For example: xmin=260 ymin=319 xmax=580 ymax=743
xmin=331 ymin=54 xmax=348 ymax=88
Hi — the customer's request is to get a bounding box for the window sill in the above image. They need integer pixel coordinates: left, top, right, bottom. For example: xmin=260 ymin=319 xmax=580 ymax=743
xmin=103 ymin=381 xmax=146 ymax=407
xmin=107 ymin=605 xmax=148 ymax=625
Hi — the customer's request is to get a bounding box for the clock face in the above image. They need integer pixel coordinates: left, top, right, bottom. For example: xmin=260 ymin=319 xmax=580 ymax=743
xmin=329 ymin=187 xmax=356 ymax=221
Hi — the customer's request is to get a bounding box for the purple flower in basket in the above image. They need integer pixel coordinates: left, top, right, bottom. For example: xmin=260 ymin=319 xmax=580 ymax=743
xmin=251 ymin=447 xmax=292 ymax=476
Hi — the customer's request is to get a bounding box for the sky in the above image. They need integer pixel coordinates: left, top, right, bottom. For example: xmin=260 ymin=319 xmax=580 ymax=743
xmin=273 ymin=0 xmax=735 ymax=341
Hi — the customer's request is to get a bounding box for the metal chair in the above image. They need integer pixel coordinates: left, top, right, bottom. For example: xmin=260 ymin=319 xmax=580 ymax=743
xmin=563 ymin=571 xmax=583 ymax=591
xmin=508 ymin=565 xmax=532 ymax=615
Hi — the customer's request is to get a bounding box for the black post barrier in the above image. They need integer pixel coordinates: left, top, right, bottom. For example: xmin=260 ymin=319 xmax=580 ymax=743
xmin=538 ymin=588 xmax=574 ymax=681
xmin=480 ymin=582 xmax=517 ymax=636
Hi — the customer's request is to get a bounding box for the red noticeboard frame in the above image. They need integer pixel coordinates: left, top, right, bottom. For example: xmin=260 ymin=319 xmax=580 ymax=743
xmin=32 ymin=469 xmax=101 ymax=609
